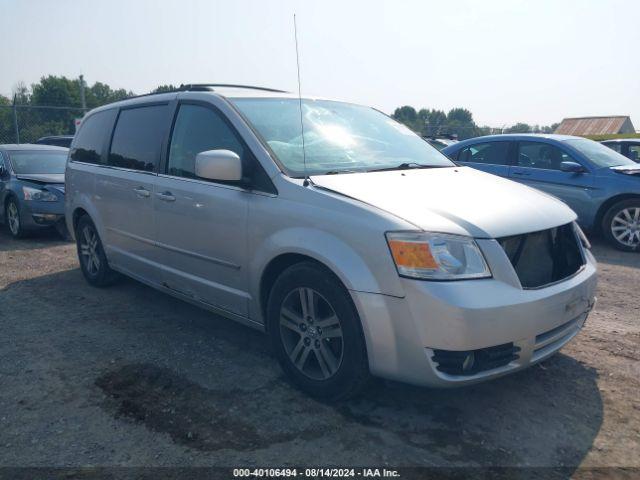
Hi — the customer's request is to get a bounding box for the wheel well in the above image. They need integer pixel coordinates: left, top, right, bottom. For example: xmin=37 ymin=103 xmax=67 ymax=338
xmin=4 ymin=192 xmax=16 ymax=208
xmin=3 ymin=193 xmax=16 ymax=219
xmin=72 ymin=207 xmax=89 ymax=232
xmin=594 ymin=194 xmax=640 ymax=233
xmin=259 ymin=253 xmax=339 ymax=324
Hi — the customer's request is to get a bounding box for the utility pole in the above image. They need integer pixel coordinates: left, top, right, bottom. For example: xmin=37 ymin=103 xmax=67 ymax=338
xmin=12 ymin=94 xmax=19 ymax=144
xmin=79 ymin=74 xmax=86 ymax=112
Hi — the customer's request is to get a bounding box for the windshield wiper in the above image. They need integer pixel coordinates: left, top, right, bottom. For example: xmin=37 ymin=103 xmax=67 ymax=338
xmin=366 ymin=162 xmax=446 ymax=173
xmin=324 ymin=169 xmax=361 ymax=175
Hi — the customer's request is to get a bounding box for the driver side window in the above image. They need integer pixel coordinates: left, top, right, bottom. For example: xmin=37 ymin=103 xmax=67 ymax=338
xmin=167 ymin=104 xmax=246 ymax=180
xmin=517 ymin=141 xmax=576 ymax=171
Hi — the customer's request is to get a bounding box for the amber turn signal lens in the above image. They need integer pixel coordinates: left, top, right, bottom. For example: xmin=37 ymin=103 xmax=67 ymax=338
xmin=388 ymin=240 xmax=438 ymax=269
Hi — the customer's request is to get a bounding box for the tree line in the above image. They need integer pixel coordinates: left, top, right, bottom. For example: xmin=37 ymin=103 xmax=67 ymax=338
xmin=392 ymin=105 xmax=559 ymax=140
xmin=0 ymin=75 xmax=558 ymax=143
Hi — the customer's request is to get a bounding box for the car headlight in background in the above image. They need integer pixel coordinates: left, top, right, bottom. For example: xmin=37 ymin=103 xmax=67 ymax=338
xmin=386 ymin=231 xmax=491 ymax=280
xmin=22 ymin=186 xmax=58 ymax=202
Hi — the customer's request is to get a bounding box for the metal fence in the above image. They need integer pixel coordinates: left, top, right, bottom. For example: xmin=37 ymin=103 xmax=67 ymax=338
xmin=0 ymin=105 xmax=86 ymax=144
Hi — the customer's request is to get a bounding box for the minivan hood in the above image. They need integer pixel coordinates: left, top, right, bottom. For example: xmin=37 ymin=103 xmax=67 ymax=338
xmin=311 ymin=167 xmax=576 ymax=238
xmin=16 ymin=173 xmax=65 ymax=184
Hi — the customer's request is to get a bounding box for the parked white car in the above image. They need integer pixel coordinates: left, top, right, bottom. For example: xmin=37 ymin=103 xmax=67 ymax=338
xmin=65 ymin=85 xmax=597 ymax=399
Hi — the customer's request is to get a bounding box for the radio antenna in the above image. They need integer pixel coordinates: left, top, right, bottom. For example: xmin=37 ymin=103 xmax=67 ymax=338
xmin=293 ymin=14 xmax=311 ymax=187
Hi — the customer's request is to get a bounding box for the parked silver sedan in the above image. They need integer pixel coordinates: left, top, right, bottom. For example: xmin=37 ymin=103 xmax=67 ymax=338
xmin=65 ymin=85 xmax=597 ymax=399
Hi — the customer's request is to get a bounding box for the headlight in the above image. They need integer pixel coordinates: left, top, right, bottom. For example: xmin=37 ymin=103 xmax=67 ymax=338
xmin=22 ymin=186 xmax=58 ymax=202
xmin=573 ymin=222 xmax=591 ymax=250
xmin=386 ymin=231 xmax=491 ymax=280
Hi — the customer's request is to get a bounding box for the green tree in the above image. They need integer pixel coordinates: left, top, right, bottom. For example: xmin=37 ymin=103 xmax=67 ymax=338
xmin=1 ymin=76 xmax=136 ymax=142
xmin=445 ymin=108 xmax=478 ymax=139
xmin=87 ymin=82 xmax=132 ymax=108
xmin=392 ymin=105 xmax=421 ymax=132
xmin=447 ymin=108 xmax=474 ymax=124
xmin=152 ymin=84 xmax=178 ymax=93
xmin=31 ymin=75 xmax=82 ymax=107
xmin=419 ymin=109 xmax=447 ymax=136
xmin=541 ymin=123 xmax=559 ymax=134
xmin=0 ymin=94 xmax=14 ymax=143
xmin=505 ymin=123 xmax=532 ymax=133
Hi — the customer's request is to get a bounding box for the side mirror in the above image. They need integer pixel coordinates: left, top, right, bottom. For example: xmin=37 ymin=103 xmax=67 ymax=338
xmin=0 ymin=165 xmax=5 ymax=177
xmin=195 ymin=149 xmax=242 ymax=182
xmin=560 ymin=161 xmax=586 ymax=173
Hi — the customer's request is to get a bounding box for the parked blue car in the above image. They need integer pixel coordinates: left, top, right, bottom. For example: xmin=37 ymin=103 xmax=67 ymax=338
xmin=0 ymin=144 xmax=68 ymax=238
xmin=442 ymin=134 xmax=640 ymax=251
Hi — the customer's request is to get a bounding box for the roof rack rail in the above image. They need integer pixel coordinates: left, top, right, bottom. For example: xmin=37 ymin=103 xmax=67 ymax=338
xmin=111 ymin=84 xmax=290 ymax=103
xmin=178 ymin=84 xmax=288 ymax=93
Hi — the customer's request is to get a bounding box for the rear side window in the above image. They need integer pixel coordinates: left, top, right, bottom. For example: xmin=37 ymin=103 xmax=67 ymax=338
xmin=457 ymin=142 xmax=510 ymax=165
xmin=70 ymin=109 xmax=116 ymax=165
xmin=108 ymin=104 xmax=170 ymax=172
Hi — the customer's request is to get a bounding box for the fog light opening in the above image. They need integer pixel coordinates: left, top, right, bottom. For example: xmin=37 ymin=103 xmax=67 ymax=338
xmin=462 ymin=352 xmax=475 ymax=372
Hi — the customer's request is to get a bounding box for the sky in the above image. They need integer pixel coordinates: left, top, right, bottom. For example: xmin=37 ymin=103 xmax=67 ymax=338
xmin=1 ymin=0 xmax=638 ymax=128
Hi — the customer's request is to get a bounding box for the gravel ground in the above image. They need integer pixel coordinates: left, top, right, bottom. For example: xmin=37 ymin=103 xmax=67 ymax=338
xmin=0 ymin=228 xmax=638 ymax=474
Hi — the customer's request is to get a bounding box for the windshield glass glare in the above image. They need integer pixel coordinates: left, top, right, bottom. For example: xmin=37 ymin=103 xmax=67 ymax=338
xmin=564 ymin=138 xmax=636 ymax=168
xmin=231 ymin=98 xmax=454 ymax=176
xmin=9 ymin=151 xmax=68 ymax=174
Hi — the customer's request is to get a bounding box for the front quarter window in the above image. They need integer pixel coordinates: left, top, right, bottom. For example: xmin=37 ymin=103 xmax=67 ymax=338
xmin=231 ymin=98 xmax=454 ymax=176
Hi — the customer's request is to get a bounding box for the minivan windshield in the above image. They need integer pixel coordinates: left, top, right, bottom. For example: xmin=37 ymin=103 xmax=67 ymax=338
xmin=231 ymin=98 xmax=454 ymax=176
xmin=9 ymin=151 xmax=68 ymax=174
xmin=563 ymin=138 xmax=636 ymax=168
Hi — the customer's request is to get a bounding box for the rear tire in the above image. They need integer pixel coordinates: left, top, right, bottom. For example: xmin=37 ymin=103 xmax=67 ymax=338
xmin=267 ymin=262 xmax=369 ymax=400
xmin=5 ymin=198 xmax=26 ymax=238
xmin=75 ymin=215 xmax=120 ymax=287
xmin=602 ymin=199 xmax=640 ymax=252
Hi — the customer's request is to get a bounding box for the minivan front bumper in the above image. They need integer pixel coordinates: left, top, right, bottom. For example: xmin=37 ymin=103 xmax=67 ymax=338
xmin=350 ymin=241 xmax=597 ymax=387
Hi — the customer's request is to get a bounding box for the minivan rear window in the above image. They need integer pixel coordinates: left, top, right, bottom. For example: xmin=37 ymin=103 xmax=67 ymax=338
xmin=108 ymin=105 xmax=170 ymax=172
xmin=70 ymin=109 xmax=117 ymax=165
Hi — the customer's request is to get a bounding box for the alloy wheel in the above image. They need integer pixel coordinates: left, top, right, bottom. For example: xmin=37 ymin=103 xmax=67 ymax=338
xmin=279 ymin=287 xmax=344 ymax=380
xmin=80 ymin=225 xmax=101 ymax=275
xmin=611 ymin=207 xmax=640 ymax=248
xmin=7 ymin=202 xmax=19 ymax=236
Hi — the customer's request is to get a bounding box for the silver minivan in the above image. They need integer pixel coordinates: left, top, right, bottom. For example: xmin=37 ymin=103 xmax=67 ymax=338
xmin=65 ymin=85 xmax=597 ymax=399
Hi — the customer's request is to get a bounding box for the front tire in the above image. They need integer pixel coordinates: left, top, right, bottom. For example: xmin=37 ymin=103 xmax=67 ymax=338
xmin=5 ymin=198 xmax=26 ymax=238
xmin=75 ymin=215 xmax=120 ymax=287
xmin=602 ymin=199 xmax=640 ymax=252
xmin=267 ymin=262 xmax=369 ymax=400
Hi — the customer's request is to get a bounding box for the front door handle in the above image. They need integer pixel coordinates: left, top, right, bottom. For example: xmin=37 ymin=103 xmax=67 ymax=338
xmin=133 ymin=186 xmax=151 ymax=198
xmin=512 ymin=170 xmax=531 ymax=176
xmin=157 ymin=191 xmax=176 ymax=202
